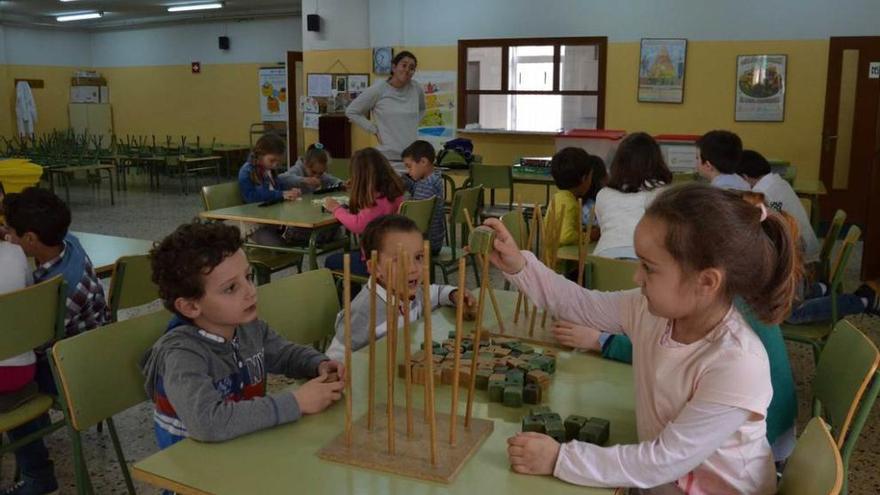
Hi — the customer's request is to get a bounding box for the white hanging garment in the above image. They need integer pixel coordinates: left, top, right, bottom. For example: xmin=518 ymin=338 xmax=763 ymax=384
xmin=15 ymin=81 xmax=38 ymax=137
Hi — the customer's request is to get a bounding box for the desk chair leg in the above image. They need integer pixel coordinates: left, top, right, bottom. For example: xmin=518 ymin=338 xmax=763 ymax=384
xmin=106 ymin=168 xmax=115 ymax=205
xmin=69 ymin=429 xmax=94 ymax=495
xmin=106 ymin=418 xmax=136 ymax=495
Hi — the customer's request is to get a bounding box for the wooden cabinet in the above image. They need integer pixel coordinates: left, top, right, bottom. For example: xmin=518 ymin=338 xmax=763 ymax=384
xmin=318 ymin=114 xmax=351 ymax=158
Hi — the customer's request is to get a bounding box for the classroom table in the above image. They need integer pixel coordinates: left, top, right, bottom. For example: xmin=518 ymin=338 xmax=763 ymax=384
xmin=198 ymin=194 xmax=347 ymax=270
xmin=441 ymin=167 xmax=557 ymax=205
xmin=45 ymin=163 xmax=115 ymax=205
xmin=71 ymin=231 xmax=154 ymax=277
xmin=212 ymin=144 xmax=251 ymax=177
xmin=132 ymin=290 xmax=637 ymax=495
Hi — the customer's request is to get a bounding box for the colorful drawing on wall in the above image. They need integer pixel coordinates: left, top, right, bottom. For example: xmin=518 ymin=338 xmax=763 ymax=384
xmin=638 ymin=39 xmax=687 ymax=103
xmin=259 ymin=67 xmax=287 ymax=122
xmin=735 ymin=54 xmax=787 ymax=122
xmin=414 ymin=71 xmax=457 ymax=148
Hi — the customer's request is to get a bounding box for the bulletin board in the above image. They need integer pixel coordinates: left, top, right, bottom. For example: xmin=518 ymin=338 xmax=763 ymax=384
xmin=302 ymin=71 xmax=370 ymax=129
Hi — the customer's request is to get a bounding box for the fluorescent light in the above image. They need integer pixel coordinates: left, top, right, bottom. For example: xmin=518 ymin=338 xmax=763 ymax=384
xmin=167 ymin=2 xmax=224 ymax=12
xmin=56 ymin=12 xmax=103 ymax=22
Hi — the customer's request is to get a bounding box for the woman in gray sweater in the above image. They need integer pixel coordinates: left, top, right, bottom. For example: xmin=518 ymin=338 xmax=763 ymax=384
xmin=345 ymin=51 xmax=426 ymax=164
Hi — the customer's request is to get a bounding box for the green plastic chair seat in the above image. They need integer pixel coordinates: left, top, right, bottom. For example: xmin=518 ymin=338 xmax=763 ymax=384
xmin=782 ymin=322 xmax=832 ymax=343
xmin=245 ymin=246 xmax=302 ymax=271
xmin=0 ymin=394 xmax=54 ymax=433
xmin=257 ymin=268 xmax=340 ymax=350
xmin=398 ymin=196 xmax=438 ymax=236
xmin=583 ymin=255 xmax=639 ymax=291
xmin=778 ymin=417 xmax=843 ymax=495
xmin=109 ymin=254 xmax=160 ymax=321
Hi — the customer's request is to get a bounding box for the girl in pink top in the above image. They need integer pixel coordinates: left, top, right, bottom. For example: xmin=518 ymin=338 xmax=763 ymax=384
xmin=323 ymin=147 xmax=405 ymax=275
xmin=489 ymin=183 xmax=801 ymax=494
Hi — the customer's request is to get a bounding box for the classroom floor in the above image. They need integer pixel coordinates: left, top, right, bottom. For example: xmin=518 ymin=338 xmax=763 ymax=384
xmin=2 ymin=175 xmax=879 ymax=494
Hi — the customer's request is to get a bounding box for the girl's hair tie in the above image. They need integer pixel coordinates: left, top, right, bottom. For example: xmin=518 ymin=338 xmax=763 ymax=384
xmin=314 ymin=143 xmax=324 ymax=150
xmin=758 ymin=203 xmax=768 ymax=222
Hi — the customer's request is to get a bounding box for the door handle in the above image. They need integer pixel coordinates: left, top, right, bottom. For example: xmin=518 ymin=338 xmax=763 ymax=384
xmin=823 ymin=134 xmax=838 ymax=151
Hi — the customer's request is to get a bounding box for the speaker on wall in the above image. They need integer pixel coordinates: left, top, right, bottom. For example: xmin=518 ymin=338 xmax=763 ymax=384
xmin=218 ymin=36 xmax=230 ymax=50
xmin=306 ymin=14 xmax=320 ymax=32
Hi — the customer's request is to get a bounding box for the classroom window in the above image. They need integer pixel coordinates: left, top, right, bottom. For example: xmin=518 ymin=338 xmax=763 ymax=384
xmin=458 ymin=37 xmax=607 ymax=132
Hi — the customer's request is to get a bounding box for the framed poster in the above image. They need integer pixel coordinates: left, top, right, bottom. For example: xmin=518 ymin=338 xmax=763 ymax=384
xmin=413 ymin=71 xmax=457 ymax=148
xmin=258 ymin=67 xmax=287 ymax=122
xmin=373 ymin=47 xmax=393 ymax=74
xmin=638 ymin=38 xmax=687 ymax=103
xmin=735 ymin=54 xmax=787 ymax=122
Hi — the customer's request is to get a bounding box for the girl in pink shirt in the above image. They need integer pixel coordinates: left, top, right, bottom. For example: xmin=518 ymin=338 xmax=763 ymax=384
xmin=490 ymin=183 xmax=801 ymax=494
xmin=323 ymin=147 xmax=405 ymax=275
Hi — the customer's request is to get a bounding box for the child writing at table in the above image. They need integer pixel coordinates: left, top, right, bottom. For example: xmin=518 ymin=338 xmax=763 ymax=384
xmin=142 ymin=221 xmax=344 ymax=449
xmin=278 ymin=142 xmax=344 ymax=194
xmin=237 ymin=133 xmax=302 ymax=246
xmin=488 ymin=183 xmax=800 ymax=494
xmin=325 ymin=215 xmax=475 ymax=361
xmin=324 ymin=147 xmax=406 ymax=276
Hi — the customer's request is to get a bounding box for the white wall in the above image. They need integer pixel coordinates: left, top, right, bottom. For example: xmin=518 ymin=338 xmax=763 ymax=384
xmin=3 ymin=26 xmax=92 ymax=66
xmin=91 ymin=17 xmax=302 ymax=67
xmin=301 ymin=0 xmax=370 ymax=51
xmin=375 ymin=0 xmax=880 ymax=46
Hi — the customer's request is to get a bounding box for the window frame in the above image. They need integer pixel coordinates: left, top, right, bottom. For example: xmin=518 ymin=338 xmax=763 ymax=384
xmin=457 ymin=36 xmax=608 ymax=131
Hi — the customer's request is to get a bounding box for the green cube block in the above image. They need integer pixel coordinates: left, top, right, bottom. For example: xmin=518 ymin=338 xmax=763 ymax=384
xmin=529 ymin=405 xmax=552 ymax=417
xmin=578 ymin=421 xmax=609 ymax=446
xmin=543 ymin=412 xmax=562 ymax=423
xmin=521 ymin=415 xmax=545 ymax=433
xmin=523 ymin=383 xmax=542 ymax=404
xmin=564 ymin=415 xmax=589 ymax=442
xmin=468 ymin=225 xmax=496 ymax=255
xmin=475 ymin=369 xmax=492 ymax=390
xmin=518 ymin=344 xmax=535 ymax=354
xmin=505 ymin=370 xmax=525 ymax=385
xmin=503 ymin=386 xmax=523 ymax=407
xmin=461 ymin=351 xmax=474 ymax=360
xmin=448 ymin=330 xmax=458 ymax=340
xmin=488 ymin=382 xmax=505 ymax=402
xmin=545 ymin=419 xmax=566 ymax=443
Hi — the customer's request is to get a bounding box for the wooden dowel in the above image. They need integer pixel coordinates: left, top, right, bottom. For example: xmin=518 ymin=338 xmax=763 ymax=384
xmin=422 ymin=241 xmax=437 ymax=465
xmin=400 ymin=245 xmax=413 ymax=437
xmin=385 ymin=260 xmax=395 ymax=455
xmin=368 ymin=250 xmax=378 ymax=430
xmin=343 ymin=254 xmax=353 ymax=447
xmin=462 ymin=209 xmax=505 ymax=332
xmin=449 ymin=256 xmax=466 ymax=445
xmin=466 ymin=252 xmax=491 ymax=428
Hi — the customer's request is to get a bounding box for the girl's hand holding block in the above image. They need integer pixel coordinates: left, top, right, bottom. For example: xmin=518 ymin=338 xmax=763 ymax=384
xmin=480 ymin=219 xmax=527 ymax=274
xmin=451 ymin=289 xmax=478 ymax=321
xmin=468 ymin=225 xmax=496 ymax=255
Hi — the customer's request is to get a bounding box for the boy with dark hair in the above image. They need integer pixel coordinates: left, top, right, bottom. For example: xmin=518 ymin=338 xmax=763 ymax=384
xmin=1 ymin=187 xmax=108 ymax=495
xmin=142 ymin=221 xmax=344 ymax=449
xmin=401 ymin=140 xmax=445 ymax=255
xmin=738 ymin=149 xmax=819 ymax=264
xmin=696 ymin=130 xmax=750 ymax=191
xmin=325 ymin=215 xmax=474 ymax=361
xmin=547 ymin=147 xmax=593 ymax=246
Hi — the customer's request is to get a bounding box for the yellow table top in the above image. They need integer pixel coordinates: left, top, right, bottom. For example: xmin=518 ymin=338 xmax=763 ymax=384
xmin=792 ymin=178 xmax=827 ymax=196
xmin=199 ymin=194 xmax=344 ymax=229
xmin=71 ymin=231 xmax=154 ymax=276
xmin=133 ymin=290 xmax=636 ymax=495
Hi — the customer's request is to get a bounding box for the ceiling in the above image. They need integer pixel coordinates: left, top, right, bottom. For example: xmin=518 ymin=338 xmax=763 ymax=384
xmin=0 ymin=0 xmax=302 ymax=30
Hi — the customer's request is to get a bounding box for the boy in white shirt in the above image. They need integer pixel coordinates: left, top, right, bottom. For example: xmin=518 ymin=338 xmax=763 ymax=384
xmin=739 ymin=149 xmax=820 ymax=264
xmin=696 ymin=130 xmax=751 ymax=191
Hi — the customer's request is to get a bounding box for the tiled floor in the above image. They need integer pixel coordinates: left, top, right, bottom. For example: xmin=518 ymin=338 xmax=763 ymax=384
xmin=2 ymin=175 xmax=878 ymax=494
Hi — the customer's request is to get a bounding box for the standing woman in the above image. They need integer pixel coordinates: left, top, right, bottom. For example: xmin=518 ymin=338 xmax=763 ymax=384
xmin=345 ymin=51 xmax=426 ymax=166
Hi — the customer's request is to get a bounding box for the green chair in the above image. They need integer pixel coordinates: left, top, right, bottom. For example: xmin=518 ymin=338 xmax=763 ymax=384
xmin=398 ymin=196 xmax=438 ymax=237
xmin=441 ymin=173 xmax=457 ymax=215
xmin=327 ymin=158 xmax=350 ymax=181
xmin=108 ymin=255 xmax=160 ymax=322
xmin=201 ymin=182 xmax=303 ymax=284
xmin=500 ymin=209 xmax=530 ymax=290
xmin=818 ymin=209 xmax=846 ymax=281
xmin=582 ymin=255 xmax=639 ymax=291
xmin=811 ymin=320 xmax=880 ymax=494
xmin=782 ymin=225 xmax=861 ymax=363
xmin=778 ymin=417 xmax=843 ymax=495
xmin=257 ymin=269 xmax=340 ymax=351
xmin=433 ymin=186 xmax=482 ymax=284
xmin=469 ymin=163 xmax=516 ymax=220
xmin=50 ymin=309 xmax=171 ymax=495
xmin=0 ymin=277 xmax=67 ymax=458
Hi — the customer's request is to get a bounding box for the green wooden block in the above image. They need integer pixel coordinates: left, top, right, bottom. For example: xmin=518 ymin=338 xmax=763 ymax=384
xmin=564 ymin=415 xmax=589 ymax=441
xmin=578 ymin=422 xmax=609 ymax=446
xmin=521 ymin=415 xmax=545 ymax=433
xmin=503 ymin=385 xmax=523 ymax=407
xmin=518 ymin=344 xmax=534 ymax=354
xmin=488 ymin=381 xmax=505 ymax=402
xmin=489 ymin=373 xmax=506 ymax=384
xmin=461 ymin=351 xmax=474 ymax=360
xmin=468 ymin=225 xmax=496 ymax=255
xmin=545 ymin=419 xmax=566 ymax=443
xmin=529 ymin=405 xmax=552 ymax=417
xmin=505 ymin=369 xmax=525 ymax=385
xmin=420 ymin=340 xmax=441 ymax=350
xmin=523 ymin=383 xmax=542 ymax=405
xmin=448 ymin=330 xmax=458 ymax=339
xmin=475 ymin=369 xmax=492 ymax=390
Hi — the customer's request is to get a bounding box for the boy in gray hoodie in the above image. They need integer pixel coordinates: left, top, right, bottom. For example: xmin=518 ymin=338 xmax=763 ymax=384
xmin=142 ymin=221 xmax=344 ymax=449
xmin=326 ymin=215 xmax=475 ymax=362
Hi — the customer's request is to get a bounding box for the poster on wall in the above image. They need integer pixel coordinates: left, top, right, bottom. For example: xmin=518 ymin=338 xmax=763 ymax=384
xmin=259 ymin=67 xmax=287 ymax=122
xmin=638 ymin=39 xmax=687 ymax=103
xmin=735 ymin=54 xmax=787 ymax=122
xmin=413 ymin=71 xmax=457 ymax=148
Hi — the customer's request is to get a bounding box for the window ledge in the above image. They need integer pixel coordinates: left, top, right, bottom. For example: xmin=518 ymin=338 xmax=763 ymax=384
xmin=456 ymin=128 xmax=559 ymax=137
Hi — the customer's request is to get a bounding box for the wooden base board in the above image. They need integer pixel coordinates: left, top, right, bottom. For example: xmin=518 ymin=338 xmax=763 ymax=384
xmin=483 ymin=312 xmax=567 ymax=349
xmin=317 ymin=405 xmax=493 ymax=483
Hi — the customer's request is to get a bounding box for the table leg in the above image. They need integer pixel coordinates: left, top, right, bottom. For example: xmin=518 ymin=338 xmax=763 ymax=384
xmin=106 ymin=168 xmax=115 ymax=205
xmin=307 ymin=229 xmax=320 ymax=271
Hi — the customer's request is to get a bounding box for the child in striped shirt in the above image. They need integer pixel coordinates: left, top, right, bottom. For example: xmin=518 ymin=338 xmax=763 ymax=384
xmin=402 ymin=140 xmax=446 ymax=255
